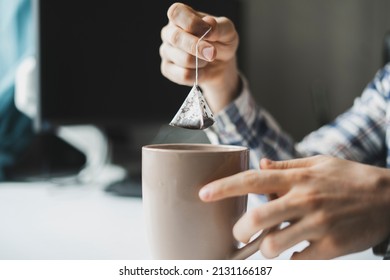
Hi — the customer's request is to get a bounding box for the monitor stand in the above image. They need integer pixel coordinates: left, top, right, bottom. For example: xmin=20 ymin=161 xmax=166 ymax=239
xmin=100 ymin=125 xmax=145 ymax=198
xmin=104 ymin=171 xmax=142 ymax=198
xmin=55 ymin=124 xmax=143 ymax=197
xmin=55 ymin=124 xmax=144 ymax=198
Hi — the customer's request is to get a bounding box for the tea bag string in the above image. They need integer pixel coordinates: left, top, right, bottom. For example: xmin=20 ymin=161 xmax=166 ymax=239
xmin=195 ymin=27 xmax=212 ymax=86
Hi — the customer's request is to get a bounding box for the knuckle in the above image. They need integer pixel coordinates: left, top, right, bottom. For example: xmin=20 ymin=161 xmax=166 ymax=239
xmin=315 ymin=211 xmax=330 ymax=226
xmin=167 ymin=3 xmax=183 ymax=20
xmin=294 ymin=169 xmax=312 ymax=183
xmin=169 ymin=28 xmax=182 ymax=46
xmin=280 ymin=161 xmax=290 ymax=169
xmin=242 ymin=170 xmax=260 ymax=188
xmin=303 ymin=190 xmax=323 ymax=211
xmin=260 ymin=234 xmax=279 ymax=258
xmin=189 ymin=41 xmax=198 ymax=56
xmin=160 ymin=25 xmax=168 ymax=41
xmin=160 ymin=61 xmax=168 ymax=77
xmin=283 ymin=195 xmax=297 ymax=210
xmin=313 ymin=154 xmax=329 ymax=162
xmin=158 ymin=44 xmax=164 ymax=58
xmin=288 ymin=185 xmax=322 ymax=212
xmin=220 ymin=16 xmax=233 ymax=25
xmin=311 ymin=211 xmax=333 ymax=235
xmin=246 ymin=208 xmax=263 ymax=229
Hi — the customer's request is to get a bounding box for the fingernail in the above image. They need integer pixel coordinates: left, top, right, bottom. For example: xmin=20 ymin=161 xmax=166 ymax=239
xmin=199 ymin=187 xmax=211 ymax=200
xmin=202 ymin=47 xmax=214 ymax=61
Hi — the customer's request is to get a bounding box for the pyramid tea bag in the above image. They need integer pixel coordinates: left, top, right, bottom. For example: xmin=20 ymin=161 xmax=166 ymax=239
xmin=169 ymin=27 xmax=215 ymax=130
xmin=169 ymin=84 xmax=215 ymax=129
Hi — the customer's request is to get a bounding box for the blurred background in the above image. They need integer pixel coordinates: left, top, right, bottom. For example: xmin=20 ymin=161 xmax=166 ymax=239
xmin=239 ymin=0 xmax=390 ymax=141
xmin=3 ymin=0 xmax=390 ymax=188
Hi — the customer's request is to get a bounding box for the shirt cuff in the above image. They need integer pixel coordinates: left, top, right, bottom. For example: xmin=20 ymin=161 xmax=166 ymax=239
xmin=204 ymin=74 xmax=258 ymax=144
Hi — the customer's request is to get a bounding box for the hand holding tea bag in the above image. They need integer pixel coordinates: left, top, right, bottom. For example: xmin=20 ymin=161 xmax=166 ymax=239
xmin=169 ymin=28 xmax=215 ymax=130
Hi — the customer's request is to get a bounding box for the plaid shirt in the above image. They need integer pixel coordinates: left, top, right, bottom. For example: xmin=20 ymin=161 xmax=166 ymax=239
xmin=205 ymin=63 xmax=390 ymax=259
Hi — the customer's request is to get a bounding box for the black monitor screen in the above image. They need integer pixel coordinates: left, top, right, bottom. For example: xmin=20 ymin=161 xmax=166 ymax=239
xmin=37 ymin=0 xmax=241 ymax=130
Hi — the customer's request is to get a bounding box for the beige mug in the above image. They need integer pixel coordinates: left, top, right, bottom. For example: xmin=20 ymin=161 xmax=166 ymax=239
xmin=142 ymin=143 xmax=268 ymax=260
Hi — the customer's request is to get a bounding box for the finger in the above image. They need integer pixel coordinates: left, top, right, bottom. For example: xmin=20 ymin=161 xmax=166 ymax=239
xmin=233 ymin=195 xmax=302 ymax=243
xmin=199 ymin=169 xmax=293 ymax=202
xmin=163 ymin=10 xmax=238 ymax=62
xmin=260 ymin=157 xmax=316 ymax=170
xmin=160 ymin=59 xmax=195 ymax=87
xmin=195 ymin=16 xmax=238 ymax=62
xmin=161 ymin=23 xmax=216 ymax=61
xmin=290 ymin=240 xmax=336 ymax=260
xmin=260 ymin=219 xmax=315 ymax=259
xmin=167 ymin=3 xmax=212 ymax=36
xmin=159 ymin=43 xmax=208 ymax=69
xmin=200 ymin=15 xmax=238 ymax=43
xmin=200 ymin=16 xmax=238 ymax=62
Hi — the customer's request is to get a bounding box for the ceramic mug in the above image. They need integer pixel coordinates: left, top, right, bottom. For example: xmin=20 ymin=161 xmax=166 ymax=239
xmin=142 ymin=143 xmax=267 ymax=260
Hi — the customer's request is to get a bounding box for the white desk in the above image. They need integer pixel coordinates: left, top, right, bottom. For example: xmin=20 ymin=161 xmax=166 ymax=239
xmin=0 ymin=182 xmax=149 ymax=260
xmin=0 ymin=175 xmax=382 ymax=260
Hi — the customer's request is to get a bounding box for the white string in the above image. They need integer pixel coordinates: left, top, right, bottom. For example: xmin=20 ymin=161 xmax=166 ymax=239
xmin=195 ymin=27 xmax=212 ymax=86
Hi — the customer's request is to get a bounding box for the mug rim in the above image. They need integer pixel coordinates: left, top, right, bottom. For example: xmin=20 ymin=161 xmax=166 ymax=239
xmin=142 ymin=143 xmax=248 ymax=153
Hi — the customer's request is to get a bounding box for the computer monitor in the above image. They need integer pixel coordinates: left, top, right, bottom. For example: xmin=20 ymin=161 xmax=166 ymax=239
xmin=34 ymin=0 xmax=241 ymax=195
xmin=36 ymin=0 xmax=241 ymax=129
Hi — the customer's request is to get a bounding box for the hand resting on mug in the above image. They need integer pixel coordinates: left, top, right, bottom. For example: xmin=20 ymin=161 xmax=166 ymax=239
xmin=199 ymin=155 xmax=390 ymax=260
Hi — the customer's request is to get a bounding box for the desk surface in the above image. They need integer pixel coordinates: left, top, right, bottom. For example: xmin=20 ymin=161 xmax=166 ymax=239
xmin=0 ymin=178 xmax=381 ymax=260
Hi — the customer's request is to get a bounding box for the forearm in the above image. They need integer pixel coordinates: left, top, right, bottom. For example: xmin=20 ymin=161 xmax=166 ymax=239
xmin=202 ymin=59 xmax=241 ymax=113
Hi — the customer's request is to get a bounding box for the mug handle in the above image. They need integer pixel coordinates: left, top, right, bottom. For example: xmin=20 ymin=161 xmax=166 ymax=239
xmin=229 ymin=227 xmax=273 ymax=260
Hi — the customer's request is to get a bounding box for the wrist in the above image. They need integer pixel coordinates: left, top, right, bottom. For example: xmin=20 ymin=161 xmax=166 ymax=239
xmin=201 ymin=59 xmax=242 ymax=113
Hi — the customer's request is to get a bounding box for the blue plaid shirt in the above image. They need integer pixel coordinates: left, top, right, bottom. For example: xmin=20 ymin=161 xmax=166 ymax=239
xmin=205 ymin=64 xmax=390 ymax=258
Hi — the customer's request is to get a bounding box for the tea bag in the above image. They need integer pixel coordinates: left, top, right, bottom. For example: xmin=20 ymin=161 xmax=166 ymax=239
xmin=169 ymin=27 xmax=215 ymax=130
xmin=169 ymin=83 xmax=215 ymax=129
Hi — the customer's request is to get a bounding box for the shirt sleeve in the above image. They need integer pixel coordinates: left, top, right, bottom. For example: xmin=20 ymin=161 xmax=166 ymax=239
xmin=204 ymin=75 xmax=298 ymax=168
xmin=205 ymin=65 xmax=389 ymax=167
xmin=296 ymin=66 xmax=388 ymax=165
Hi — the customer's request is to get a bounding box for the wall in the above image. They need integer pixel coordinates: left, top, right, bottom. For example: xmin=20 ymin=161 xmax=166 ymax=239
xmin=238 ymin=0 xmax=390 ymax=140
